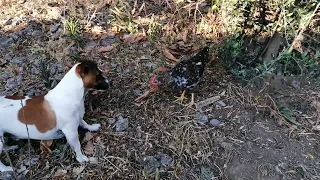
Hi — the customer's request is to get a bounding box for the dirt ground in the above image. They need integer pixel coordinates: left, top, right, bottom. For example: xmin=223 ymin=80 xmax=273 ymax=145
xmin=1 ymin=1 xmax=320 ymax=180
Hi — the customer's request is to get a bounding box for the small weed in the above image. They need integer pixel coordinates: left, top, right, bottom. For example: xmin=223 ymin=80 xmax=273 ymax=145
xmin=64 ymin=16 xmax=81 ymax=37
xmin=64 ymin=16 xmax=86 ymax=48
xmin=147 ymin=21 xmax=162 ymax=41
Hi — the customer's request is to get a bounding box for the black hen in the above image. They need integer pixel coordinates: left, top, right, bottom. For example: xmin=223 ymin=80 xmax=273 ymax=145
xmin=147 ymin=46 xmax=212 ymax=106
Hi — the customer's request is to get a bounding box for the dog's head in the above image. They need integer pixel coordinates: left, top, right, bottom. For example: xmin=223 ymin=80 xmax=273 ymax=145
xmin=76 ymin=60 xmax=111 ymax=90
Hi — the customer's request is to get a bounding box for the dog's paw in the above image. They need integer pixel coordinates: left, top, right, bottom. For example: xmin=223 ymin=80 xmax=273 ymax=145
xmin=76 ymin=154 xmax=89 ymax=163
xmin=88 ymin=123 xmax=101 ymax=132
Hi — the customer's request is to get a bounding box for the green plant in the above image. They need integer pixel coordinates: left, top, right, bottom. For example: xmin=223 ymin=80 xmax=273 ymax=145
xmin=147 ymin=21 xmax=162 ymax=41
xmin=64 ymin=16 xmax=81 ymax=37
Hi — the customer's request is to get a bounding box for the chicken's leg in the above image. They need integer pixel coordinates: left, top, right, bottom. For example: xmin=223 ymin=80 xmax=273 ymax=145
xmin=187 ymin=93 xmax=196 ymax=107
xmin=174 ymin=90 xmax=186 ymax=104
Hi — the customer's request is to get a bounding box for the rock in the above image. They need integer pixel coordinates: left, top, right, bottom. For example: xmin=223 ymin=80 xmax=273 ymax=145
xmin=50 ymin=24 xmax=60 ymax=33
xmin=3 ymin=53 xmax=13 ymax=62
xmin=11 ymin=57 xmax=26 ymax=64
xmin=209 ymin=119 xmax=222 ymax=127
xmin=0 ymin=171 xmax=15 ymax=180
xmin=23 ymin=157 xmax=39 ymax=166
xmin=4 ymin=19 xmax=12 ymax=26
xmin=31 ymin=30 xmax=44 ymax=39
xmin=134 ymin=89 xmax=142 ymax=96
xmin=142 ymin=156 xmax=161 ymax=174
xmin=0 ymin=37 xmax=14 ymax=48
xmin=215 ymin=100 xmax=226 ymax=107
xmin=0 ymin=58 xmax=6 ymax=66
xmin=110 ymin=62 xmax=117 ymax=68
xmin=5 ymin=77 xmax=19 ymax=89
xmin=108 ymin=118 xmax=116 ymax=124
xmin=9 ymin=33 xmax=19 ymax=41
xmin=115 ymin=116 xmax=129 ymax=132
xmin=26 ymin=89 xmax=36 ymax=96
xmin=23 ymin=24 xmax=34 ymax=35
xmin=291 ymin=80 xmax=300 ymax=89
xmin=0 ymin=72 xmax=11 ymax=80
xmin=145 ymin=62 xmax=157 ymax=69
xmin=195 ymin=112 xmax=208 ymax=125
xmin=158 ymin=153 xmax=172 ymax=167
xmin=85 ymin=40 xmax=99 ymax=48
xmin=100 ymin=36 xmax=115 ymax=46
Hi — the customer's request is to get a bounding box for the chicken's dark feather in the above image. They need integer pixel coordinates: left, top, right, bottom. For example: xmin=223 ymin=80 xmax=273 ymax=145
xmin=166 ymin=46 xmax=210 ymax=92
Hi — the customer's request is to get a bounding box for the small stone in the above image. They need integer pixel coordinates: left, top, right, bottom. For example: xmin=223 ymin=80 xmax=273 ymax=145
xmin=142 ymin=156 xmax=161 ymax=174
xmin=291 ymin=80 xmax=300 ymax=89
xmin=209 ymin=119 xmax=222 ymax=127
xmin=11 ymin=57 xmax=26 ymax=64
xmin=100 ymin=36 xmax=115 ymax=46
xmin=50 ymin=24 xmax=60 ymax=33
xmin=145 ymin=62 xmax=157 ymax=69
xmin=23 ymin=157 xmax=39 ymax=166
xmin=9 ymin=33 xmax=19 ymax=41
xmin=115 ymin=116 xmax=129 ymax=132
xmin=110 ymin=62 xmax=117 ymax=68
xmin=5 ymin=78 xmax=19 ymax=89
xmin=0 ymin=72 xmax=11 ymax=80
xmin=108 ymin=118 xmax=116 ymax=124
xmin=134 ymin=89 xmax=142 ymax=96
xmin=4 ymin=19 xmax=12 ymax=26
xmin=195 ymin=112 xmax=208 ymax=125
xmin=0 ymin=37 xmax=14 ymax=48
xmin=215 ymin=100 xmax=226 ymax=107
xmin=4 ymin=53 xmax=13 ymax=61
xmin=84 ymin=40 xmax=99 ymax=49
xmin=26 ymin=89 xmax=36 ymax=96
xmin=31 ymin=30 xmax=44 ymax=39
xmin=158 ymin=153 xmax=172 ymax=167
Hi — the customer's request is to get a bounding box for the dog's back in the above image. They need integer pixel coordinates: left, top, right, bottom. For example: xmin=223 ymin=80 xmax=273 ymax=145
xmin=0 ymin=95 xmax=64 ymax=140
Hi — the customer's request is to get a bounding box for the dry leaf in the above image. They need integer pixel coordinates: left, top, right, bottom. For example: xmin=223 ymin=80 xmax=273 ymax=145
xmin=177 ymin=29 xmax=188 ymax=42
xmin=163 ymin=47 xmax=179 ymax=62
xmin=311 ymin=101 xmax=320 ymax=111
xmin=134 ymin=89 xmax=153 ymax=102
xmin=84 ymin=141 xmax=94 ymax=155
xmin=91 ymin=25 xmax=106 ymax=40
xmin=97 ymin=43 xmax=119 ymax=53
xmin=10 ymin=23 xmax=27 ymax=32
xmin=40 ymin=140 xmax=53 ymax=155
xmin=83 ymin=132 xmax=93 ymax=142
xmin=182 ymin=29 xmax=188 ymax=42
xmin=190 ymin=46 xmax=201 ymax=53
xmin=123 ymin=32 xmax=147 ymax=44
xmin=54 ymin=169 xmax=68 ymax=178
xmin=73 ymin=166 xmax=85 ymax=176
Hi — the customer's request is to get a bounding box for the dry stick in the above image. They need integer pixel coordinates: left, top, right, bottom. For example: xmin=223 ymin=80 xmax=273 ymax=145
xmin=287 ymin=2 xmax=320 ymax=54
xmin=0 ymin=137 xmax=18 ymax=179
xmin=20 ymin=99 xmax=32 ymax=180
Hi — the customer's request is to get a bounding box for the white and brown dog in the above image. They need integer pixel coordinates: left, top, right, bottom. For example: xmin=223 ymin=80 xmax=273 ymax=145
xmin=0 ymin=60 xmax=111 ymax=172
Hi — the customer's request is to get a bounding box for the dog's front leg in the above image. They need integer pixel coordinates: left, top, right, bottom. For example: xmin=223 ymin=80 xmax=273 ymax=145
xmin=80 ymin=120 xmax=101 ymax=132
xmin=62 ymin=128 xmax=89 ymax=163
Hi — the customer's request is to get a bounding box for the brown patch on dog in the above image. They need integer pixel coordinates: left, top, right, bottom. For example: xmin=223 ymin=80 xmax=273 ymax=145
xmin=5 ymin=96 xmax=25 ymax=100
xmin=18 ymin=96 xmax=56 ymax=133
xmin=75 ymin=60 xmax=100 ymax=88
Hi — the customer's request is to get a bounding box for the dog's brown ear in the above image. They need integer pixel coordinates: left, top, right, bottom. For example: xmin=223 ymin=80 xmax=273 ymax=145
xmin=76 ymin=60 xmax=94 ymax=76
